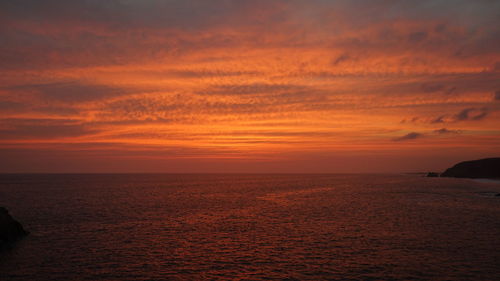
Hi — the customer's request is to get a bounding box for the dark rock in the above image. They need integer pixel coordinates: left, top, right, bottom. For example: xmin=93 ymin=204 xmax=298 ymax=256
xmin=426 ymin=172 xmax=440 ymax=177
xmin=441 ymin=158 xmax=500 ymax=179
xmin=496 ymin=193 xmax=500 ymax=197
xmin=0 ymin=207 xmax=29 ymax=244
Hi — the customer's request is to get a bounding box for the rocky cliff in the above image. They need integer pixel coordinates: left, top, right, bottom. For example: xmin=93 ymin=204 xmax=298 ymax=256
xmin=0 ymin=207 xmax=29 ymax=245
xmin=441 ymin=158 xmax=500 ymax=179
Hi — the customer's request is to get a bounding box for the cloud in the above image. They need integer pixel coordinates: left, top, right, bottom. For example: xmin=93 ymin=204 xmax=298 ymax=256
xmin=416 ymin=82 xmax=456 ymax=96
xmin=427 ymin=107 xmax=491 ymax=125
xmin=332 ymin=53 xmax=352 ymax=65
xmin=162 ymin=70 xmax=260 ymax=78
xmin=1 ymin=0 xmax=288 ymax=31
xmin=0 ymin=100 xmax=25 ymax=111
xmin=455 ymin=109 xmax=470 ymax=121
xmin=431 ymin=115 xmax=445 ymax=124
xmin=393 ymin=132 xmax=423 ymax=142
xmin=3 ymin=81 xmax=138 ymax=103
xmin=433 ymin=128 xmax=460 ymax=135
xmin=198 ymin=83 xmax=309 ymax=96
xmin=0 ymin=0 xmax=499 ymax=172
xmin=33 ymin=106 xmax=80 ymax=116
xmin=1 ymin=0 xmax=499 ymax=71
xmin=455 ymin=108 xmax=489 ymax=121
xmin=420 ymin=83 xmax=445 ymax=93
xmin=393 ymin=129 xmax=461 ymax=142
xmin=0 ymin=118 xmax=97 ymax=139
xmin=493 ymin=62 xmax=500 ymax=72
xmin=408 ymin=31 xmax=428 ymax=44
xmin=444 ymin=86 xmax=457 ymax=95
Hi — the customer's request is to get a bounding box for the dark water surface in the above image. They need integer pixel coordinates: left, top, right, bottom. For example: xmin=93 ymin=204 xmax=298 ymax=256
xmin=0 ymin=174 xmax=499 ymax=280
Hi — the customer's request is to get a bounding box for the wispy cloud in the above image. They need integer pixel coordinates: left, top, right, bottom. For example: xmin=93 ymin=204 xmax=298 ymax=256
xmin=455 ymin=108 xmax=489 ymax=121
xmin=1 ymin=0 xmax=499 ymax=171
xmin=393 ymin=132 xmax=423 ymax=142
xmin=3 ymin=81 xmax=140 ymax=103
xmin=433 ymin=128 xmax=461 ymax=135
xmin=0 ymin=118 xmax=96 ymax=139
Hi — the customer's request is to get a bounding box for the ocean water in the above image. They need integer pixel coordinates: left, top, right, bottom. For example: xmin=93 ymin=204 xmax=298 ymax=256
xmin=0 ymin=174 xmax=499 ymax=280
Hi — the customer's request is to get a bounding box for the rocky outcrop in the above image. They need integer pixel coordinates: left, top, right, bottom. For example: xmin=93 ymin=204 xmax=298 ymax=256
xmin=441 ymin=158 xmax=500 ymax=179
xmin=426 ymin=172 xmax=440 ymax=177
xmin=0 ymin=207 xmax=29 ymax=244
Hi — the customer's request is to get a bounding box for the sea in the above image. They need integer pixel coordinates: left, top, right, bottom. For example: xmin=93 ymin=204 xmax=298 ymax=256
xmin=0 ymin=174 xmax=499 ymax=280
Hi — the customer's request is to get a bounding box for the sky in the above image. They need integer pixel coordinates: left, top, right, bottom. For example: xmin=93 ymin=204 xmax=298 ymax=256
xmin=0 ymin=0 xmax=499 ymax=173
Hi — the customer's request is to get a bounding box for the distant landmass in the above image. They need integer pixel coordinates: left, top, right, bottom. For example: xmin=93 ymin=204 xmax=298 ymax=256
xmin=439 ymin=158 xmax=500 ymax=179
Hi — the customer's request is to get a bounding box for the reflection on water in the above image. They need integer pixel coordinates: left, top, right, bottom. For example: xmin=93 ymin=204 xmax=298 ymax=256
xmin=0 ymin=174 xmax=499 ymax=280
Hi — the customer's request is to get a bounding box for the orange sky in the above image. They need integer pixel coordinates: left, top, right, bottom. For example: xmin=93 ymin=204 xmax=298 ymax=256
xmin=0 ymin=0 xmax=499 ymax=173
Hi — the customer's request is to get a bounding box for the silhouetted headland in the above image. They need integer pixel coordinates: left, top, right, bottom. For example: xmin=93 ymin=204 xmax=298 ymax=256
xmin=440 ymin=158 xmax=500 ymax=179
xmin=0 ymin=207 xmax=28 ymax=246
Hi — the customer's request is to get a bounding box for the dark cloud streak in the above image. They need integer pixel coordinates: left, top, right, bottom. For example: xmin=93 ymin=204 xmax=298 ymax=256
xmin=393 ymin=132 xmax=423 ymax=142
xmin=0 ymin=118 xmax=97 ymax=139
xmin=434 ymin=128 xmax=460 ymax=134
xmin=3 ymin=81 xmax=139 ymax=103
xmin=455 ymin=108 xmax=489 ymax=121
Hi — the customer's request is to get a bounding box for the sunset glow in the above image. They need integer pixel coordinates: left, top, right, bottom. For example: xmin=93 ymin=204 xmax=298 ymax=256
xmin=1 ymin=0 xmax=499 ymax=172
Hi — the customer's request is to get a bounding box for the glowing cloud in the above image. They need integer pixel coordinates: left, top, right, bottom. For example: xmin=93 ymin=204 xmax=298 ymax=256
xmin=0 ymin=0 xmax=499 ymax=172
